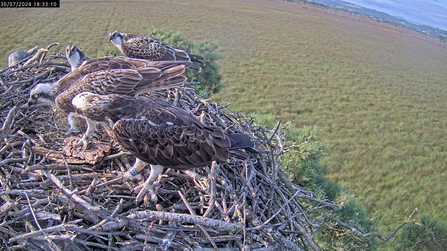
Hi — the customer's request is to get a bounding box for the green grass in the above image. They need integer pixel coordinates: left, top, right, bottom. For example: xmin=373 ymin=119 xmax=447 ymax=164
xmin=1 ymin=0 xmax=446 ymax=247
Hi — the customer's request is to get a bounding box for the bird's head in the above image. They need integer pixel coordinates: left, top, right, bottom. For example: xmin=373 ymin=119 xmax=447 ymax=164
xmin=27 ymin=82 xmax=58 ymax=108
xmin=65 ymin=45 xmax=88 ymax=71
xmin=109 ymin=31 xmax=126 ymax=47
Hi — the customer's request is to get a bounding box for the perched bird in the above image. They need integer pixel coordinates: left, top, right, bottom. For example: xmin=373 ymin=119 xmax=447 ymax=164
xmin=65 ymin=45 xmax=89 ymax=71
xmin=109 ymin=31 xmax=203 ymax=72
xmin=72 ymin=92 xmax=253 ymax=202
xmin=28 ymin=58 xmax=188 ymax=149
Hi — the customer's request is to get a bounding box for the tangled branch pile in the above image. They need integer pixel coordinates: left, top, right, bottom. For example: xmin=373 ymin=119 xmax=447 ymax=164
xmin=0 ymin=46 xmax=375 ymax=250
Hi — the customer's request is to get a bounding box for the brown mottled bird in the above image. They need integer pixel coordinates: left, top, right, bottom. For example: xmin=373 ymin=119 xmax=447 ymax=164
xmin=72 ymin=92 xmax=253 ymax=202
xmin=28 ymin=54 xmax=188 ymax=149
xmin=109 ymin=30 xmax=203 ymax=72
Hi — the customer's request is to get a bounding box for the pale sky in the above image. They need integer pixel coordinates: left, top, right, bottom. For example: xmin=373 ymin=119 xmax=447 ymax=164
xmin=343 ymin=0 xmax=447 ymax=30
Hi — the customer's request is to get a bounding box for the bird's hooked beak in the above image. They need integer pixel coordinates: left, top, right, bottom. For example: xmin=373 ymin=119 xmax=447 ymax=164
xmin=108 ymin=31 xmax=117 ymax=41
xmin=109 ymin=31 xmax=124 ymax=46
xmin=66 ymin=46 xmax=75 ymax=58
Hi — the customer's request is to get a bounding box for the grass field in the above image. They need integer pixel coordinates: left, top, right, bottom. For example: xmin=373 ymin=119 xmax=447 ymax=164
xmin=1 ymin=0 xmax=446 ymax=247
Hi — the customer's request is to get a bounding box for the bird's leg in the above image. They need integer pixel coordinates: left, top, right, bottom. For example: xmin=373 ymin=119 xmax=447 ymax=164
xmin=65 ymin=113 xmax=83 ymax=135
xmin=100 ymin=119 xmax=114 ymax=138
xmin=75 ymin=118 xmax=96 ymax=150
xmin=128 ymin=158 xmax=148 ymax=176
xmin=133 ymin=164 xmax=164 ymax=204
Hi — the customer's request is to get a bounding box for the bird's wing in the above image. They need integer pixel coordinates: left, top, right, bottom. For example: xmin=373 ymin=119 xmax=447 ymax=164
xmin=80 ymin=69 xmax=161 ymax=95
xmin=111 ymin=101 xmax=231 ymax=169
xmin=126 ymin=35 xmax=193 ymax=62
xmin=122 ymin=35 xmax=172 ymax=61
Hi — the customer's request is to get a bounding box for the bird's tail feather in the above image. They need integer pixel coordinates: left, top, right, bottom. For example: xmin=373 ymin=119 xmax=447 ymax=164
xmin=227 ymin=133 xmax=253 ymax=149
xmin=190 ymin=54 xmax=204 ymax=64
xmin=227 ymin=133 xmax=253 ymax=160
xmin=186 ymin=62 xmax=202 ymax=72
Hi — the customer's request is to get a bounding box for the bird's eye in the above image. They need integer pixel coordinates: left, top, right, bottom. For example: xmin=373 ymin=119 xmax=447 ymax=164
xmin=33 ymin=94 xmax=39 ymax=99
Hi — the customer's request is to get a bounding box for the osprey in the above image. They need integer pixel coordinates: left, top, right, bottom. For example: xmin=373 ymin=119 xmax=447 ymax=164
xmin=72 ymin=92 xmax=253 ymax=202
xmin=28 ymin=58 xmax=188 ymax=149
xmin=109 ymin=31 xmax=203 ymax=72
xmin=65 ymin=45 xmax=89 ymax=71
xmin=47 ymin=53 xmax=178 ymax=135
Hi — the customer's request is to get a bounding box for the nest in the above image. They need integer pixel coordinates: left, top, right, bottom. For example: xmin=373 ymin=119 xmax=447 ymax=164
xmin=0 ymin=46 xmax=372 ymax=251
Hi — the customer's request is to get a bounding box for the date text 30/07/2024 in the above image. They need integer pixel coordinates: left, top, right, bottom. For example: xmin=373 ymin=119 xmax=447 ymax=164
xmin=0 ymin=1 xmax=60 ymax=8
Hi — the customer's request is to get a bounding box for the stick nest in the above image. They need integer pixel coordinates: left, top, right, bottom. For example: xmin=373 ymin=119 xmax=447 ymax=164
xmin=0 ymin=47 xmax=371 ymax=251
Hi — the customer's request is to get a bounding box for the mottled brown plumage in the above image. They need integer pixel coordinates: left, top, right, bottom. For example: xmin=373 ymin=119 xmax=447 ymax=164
xmin=58 ymin=56 xmax=187 ymax=94
xmin=73 ymin=93 xmax=247 ymax=168
xmin=109 ymin=31 xmax=203 ymax=72
xmin=54 ymin=65 xmax=186 ymax=114
xmin=72 ymin=92 xmax=253 ymax=202
xmin=28 ymin=56 xmax=188 ymax=148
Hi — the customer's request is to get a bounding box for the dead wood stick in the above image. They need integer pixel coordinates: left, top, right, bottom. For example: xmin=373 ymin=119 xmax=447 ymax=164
xmin=142 ymin=222 xmax=154 ymax=251
xmin=0 ymin=141 xmax=23 ymax=155
xmin=23 ymin=192 xmax=61 ymax=251
xmin=129 ymin=210 xmax=242 ymax=232
xmin=65 ymin=226 xmax=128 ymax=238
xmin=28 ymin=234 xmax=76 ymax=241
xmin=246 ymin=189 xmax=301 ymax=231
xmin=134 ymin=234 xmax=185 ymax=249
xmin=42 ymin=170 xmax=101 ymax=212
xmin=0 ymin=85 xmax=14 ymax=98
xmin=7 ymin=198 xmax=49 ymax=218
xmin=1 ymin=105 xmax=17 ymax=142
xmin=84 ymin=177 xmax=98 ymax=196
xmin=8 ymin=220 xmax=82 ymax=243
xmin=0 ymin=158 xmax=27 ymax=167
xmin=0 ymin=189 xmax=45 ymax=196
xmin=292 ymin=221 xmax=321 ymax=251
xmin=0 ymin=75 xmax=6 ymax=86
xmin=0 ymin=200 xmax=19 ymax=218
xmin=73 ymin=239 xmax=120 ymax=251
xmin=178 ymin=190 xmax=219 ymax=251
xmin=53 ymin=195 xmax=100 ymax=223
xmin=203 ymin=161 xmax=217 ymax=218
xmin=97 ymin=219 xmax=128 ymax=232
xmin=239 ymin=161 xmax=256 ymax=198
xmin=103 ymin=150 xmax=132 ymax=160
xmin=88 ymin=199 xmax=124 ymax=230
xmin=24 ymin=163 xmax=94 ymax=173
xmin=5 ymin=71 xmax=50 ymax=85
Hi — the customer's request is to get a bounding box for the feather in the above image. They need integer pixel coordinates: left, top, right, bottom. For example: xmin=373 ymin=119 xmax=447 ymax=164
xmin=72 ymin=93 xmax=253 ymax=171
xmin=109 ymin=31 xmax=202 ymax=72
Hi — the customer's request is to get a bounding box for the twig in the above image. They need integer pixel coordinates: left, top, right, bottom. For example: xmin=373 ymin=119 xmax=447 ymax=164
xmin=42 ymin=170 xmax=101 ymax=211
xmin=129 ymin=210 xmax=243 ymax=232
xmin=1 ymin=106 xmax=17 ymax=142
xmin=8 ymin=220 xmax=83 ymax=243
xmin=88 ymin=199 xmax=124 ymax=230
xmin=179 ymin=190 xmax=219 ymax=251
xmin=24 ymin=192 xmax=61 ymax=251
xmin=203 ymin=161 xmax=217 ymax=218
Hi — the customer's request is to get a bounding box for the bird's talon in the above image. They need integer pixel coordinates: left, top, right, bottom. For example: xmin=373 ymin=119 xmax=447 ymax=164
xmin=74 ymin=137 xmax=89 ymax=151
xmin=134 ymin=182 xmax=158 ymax=204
